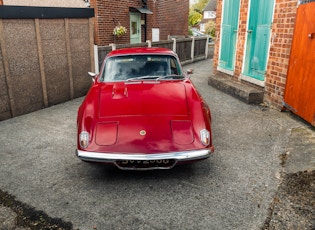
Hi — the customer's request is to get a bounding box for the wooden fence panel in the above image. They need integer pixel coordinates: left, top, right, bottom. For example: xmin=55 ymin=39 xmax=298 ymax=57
xmin=97 ymin=37 xmax=208 ymax=70
xmin=194 ymin=37 xmax=207 ymax=57
xmin=97 ymin=46 xmax=112 ymax=70
xmin=152 ymin=40 xmax=173 ymax=49
xmin=176 ymin=38 xmax=192 ymax=62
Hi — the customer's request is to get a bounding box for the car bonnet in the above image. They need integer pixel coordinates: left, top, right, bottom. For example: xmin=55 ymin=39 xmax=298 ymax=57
xmin=98 ymin=81 xmax=188 ymax=117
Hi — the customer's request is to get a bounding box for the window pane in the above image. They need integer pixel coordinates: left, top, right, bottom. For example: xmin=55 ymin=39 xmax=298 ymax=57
xmin=131 ymin=21 xmax=137 ymax=35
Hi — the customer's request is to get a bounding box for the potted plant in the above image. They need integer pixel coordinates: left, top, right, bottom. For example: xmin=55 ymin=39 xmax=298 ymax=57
xmin=113 ymin=25 xmax=127 ymax=37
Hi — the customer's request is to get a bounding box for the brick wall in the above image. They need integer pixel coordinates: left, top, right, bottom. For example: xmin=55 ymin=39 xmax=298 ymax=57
xmin=265 ymin=0 xmax=297 ymax=108
xmin=90 ymin=0 xmax=136 ymax=45
xmin=90 ymin=0 xmax=189 ymax=46
xmin=148 ymin=0 xmax=189 ymax=41
xmin=214 ymin=0 xmax=297 ymax=109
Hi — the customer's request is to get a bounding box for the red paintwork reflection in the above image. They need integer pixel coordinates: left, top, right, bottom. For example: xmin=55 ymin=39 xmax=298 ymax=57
xmin=99 ymin=82 xmax=188 ymax=117
xmin=171 ymin=120 xmax=194 ymax=145
xmin=95 ymin=122 xmax=118 ymax=146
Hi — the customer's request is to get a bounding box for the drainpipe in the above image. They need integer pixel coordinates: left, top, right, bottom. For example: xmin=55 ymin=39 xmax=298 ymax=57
xmin=144 ymin=13 xmax=147 ymax=42
xmin=142 ymin=0 xmax=148 ymax=43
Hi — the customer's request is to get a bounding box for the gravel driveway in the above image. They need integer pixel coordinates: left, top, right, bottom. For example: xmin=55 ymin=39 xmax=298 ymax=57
xmin=0 ymin=58 xmax=314 ymax=229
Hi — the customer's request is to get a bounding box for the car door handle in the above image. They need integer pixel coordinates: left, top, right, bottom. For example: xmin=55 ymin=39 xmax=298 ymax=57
xmin=247 ymin=30 xmax=252 ymax=33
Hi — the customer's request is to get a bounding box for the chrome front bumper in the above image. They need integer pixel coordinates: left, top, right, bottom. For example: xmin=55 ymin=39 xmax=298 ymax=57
xmin=76 ymin=149 xmax=212 ymax=167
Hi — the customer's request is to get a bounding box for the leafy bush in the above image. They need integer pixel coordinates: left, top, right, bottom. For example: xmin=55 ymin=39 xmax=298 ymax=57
xmin=188 ymin=11 xmax=202 ymax=26
xmin=205 ymin=20 xmax=216 ymax=38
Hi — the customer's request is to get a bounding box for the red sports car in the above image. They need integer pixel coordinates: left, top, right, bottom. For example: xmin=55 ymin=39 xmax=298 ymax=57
xmin=76 ymin=47 xmax=214 ymax=170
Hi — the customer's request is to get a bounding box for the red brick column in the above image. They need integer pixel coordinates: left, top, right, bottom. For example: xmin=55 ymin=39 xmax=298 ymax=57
xmin=265 ymin=0 xmax=297 ymax=108
xmin=213 ymin=0 xmax=222 ymax=75
xmin=233 ymin=0 xmax=248 ymax=79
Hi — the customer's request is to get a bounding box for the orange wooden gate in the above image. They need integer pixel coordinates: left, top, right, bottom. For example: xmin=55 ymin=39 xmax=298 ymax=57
xmin=283 ymin=2 xmax=315 ymax=126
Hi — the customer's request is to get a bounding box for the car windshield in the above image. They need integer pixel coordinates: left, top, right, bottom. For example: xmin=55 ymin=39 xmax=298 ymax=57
xmin=101 ymin=54 xmax=183 ymax=82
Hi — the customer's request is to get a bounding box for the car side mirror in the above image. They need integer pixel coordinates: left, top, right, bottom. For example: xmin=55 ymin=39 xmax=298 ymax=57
xmin=88 ymin=72 xmax=97 ymax=82
xmin=186 ymin=68 xmax=194 ymax=76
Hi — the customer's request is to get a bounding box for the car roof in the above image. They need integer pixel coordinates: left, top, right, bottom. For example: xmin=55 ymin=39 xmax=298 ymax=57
xmin=107 ymin=47 xmax=176 ymax=58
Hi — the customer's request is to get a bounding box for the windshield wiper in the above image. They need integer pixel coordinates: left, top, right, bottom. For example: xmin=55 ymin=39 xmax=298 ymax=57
xmin=126 ymin=76 xmax=159 ymax=81
xmin=126 ymin=74 xmax=185 ymax=82
xmin=156 ymin=75 xmax=185 ymax=81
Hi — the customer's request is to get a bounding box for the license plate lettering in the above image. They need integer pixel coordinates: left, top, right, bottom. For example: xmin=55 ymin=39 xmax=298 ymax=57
xmin=116 ymin=159 xmax=175 ymax=169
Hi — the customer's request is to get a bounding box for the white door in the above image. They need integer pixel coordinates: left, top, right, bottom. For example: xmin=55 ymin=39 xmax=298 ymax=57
xmin=130 ymin=13 xmax=141 ymax=44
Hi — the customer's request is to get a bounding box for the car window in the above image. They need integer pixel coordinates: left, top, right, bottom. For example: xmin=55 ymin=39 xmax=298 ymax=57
xmin=101 ymin=55 xmax=182 ymax=82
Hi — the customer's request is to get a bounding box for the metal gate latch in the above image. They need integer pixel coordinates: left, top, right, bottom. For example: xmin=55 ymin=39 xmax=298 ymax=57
xmin=308 ymin=33 xmax=314 ymax=39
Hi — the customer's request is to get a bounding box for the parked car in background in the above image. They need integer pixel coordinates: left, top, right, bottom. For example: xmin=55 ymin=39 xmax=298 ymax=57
xmin=191 ymin=28 xmax=212 ymax=42
xmin=76 ymin=47 xmax=214 ymax=170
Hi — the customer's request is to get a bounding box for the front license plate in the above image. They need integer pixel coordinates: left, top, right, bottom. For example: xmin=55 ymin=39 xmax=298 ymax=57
xmin=115 ymin=159 xmax=176 ymax=170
